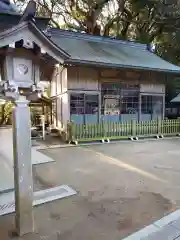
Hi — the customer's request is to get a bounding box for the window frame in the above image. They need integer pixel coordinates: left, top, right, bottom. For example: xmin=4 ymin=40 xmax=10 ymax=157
xmin=69 ymin=90 xmax=100 ymax=124
xmin=101 ymin=83 xmax=140 ymax=118
xmin=140 ymin=92 xmax=165 ymax=120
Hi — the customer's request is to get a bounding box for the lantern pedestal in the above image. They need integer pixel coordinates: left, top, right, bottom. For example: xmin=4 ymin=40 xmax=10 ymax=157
xmin=12 ymin=95 xmax=34 ymax=236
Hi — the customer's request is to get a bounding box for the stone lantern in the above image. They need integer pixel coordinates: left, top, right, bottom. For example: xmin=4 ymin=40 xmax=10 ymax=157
xmin=0 ymin=0 xmax=66 ymax=236
xmin=1 ymin=48 xmax=42 ymax=99
xmin=0 ymin=42 xmax=44 ymax=237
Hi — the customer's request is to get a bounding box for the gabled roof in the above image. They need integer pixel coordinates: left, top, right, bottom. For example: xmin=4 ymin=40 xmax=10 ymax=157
xmin=1 ymin=18 xmax=180 ymax=73
xmin=0 ymin=1 xmax=50 ymax=30
xmin=48 ymin=28 xmax=180 ymax=73
xmin=171 ymin=94 xmax=180 ymax=103
xmin=0 ymin=21 xmax=69 ymax=63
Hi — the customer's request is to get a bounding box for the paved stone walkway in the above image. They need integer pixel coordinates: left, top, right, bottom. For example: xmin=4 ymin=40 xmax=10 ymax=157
xmin=123 ymin=209 xmax=180 ymax=239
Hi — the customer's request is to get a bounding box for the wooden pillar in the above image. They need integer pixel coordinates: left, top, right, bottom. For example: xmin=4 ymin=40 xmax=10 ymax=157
xmin=139 ymin=93 xmax=142 ymax=122
xmin=51 ymin=68 xmax=58 ymax=128
xmin=50 ymin=103 xmax=53 ymax=125
xmin=162 ymin=94 xmax=165 ymax=120
xmin=42 ymin=101 xmax=45 ymax=115
xmin=60 ymin=67 xmax=69 ymax=128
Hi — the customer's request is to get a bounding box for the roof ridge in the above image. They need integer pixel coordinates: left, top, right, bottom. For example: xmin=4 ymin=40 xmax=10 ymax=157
xmin=48 ymin=28 xmax=147 ymax=49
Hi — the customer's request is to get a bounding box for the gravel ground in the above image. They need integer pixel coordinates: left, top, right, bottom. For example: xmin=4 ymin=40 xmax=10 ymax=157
xmin=1 ymin=138 xmax=180 ymax=239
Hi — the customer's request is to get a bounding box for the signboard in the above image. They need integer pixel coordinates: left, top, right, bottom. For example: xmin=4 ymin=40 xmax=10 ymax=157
xmin=140 ymin=84 xmax=165 ymax=94
xmin=104 ymin=95 xmax=120 ymax=115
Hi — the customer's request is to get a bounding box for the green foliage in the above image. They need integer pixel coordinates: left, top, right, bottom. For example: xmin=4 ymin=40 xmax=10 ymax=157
xmin=31 ymin=0 xmax=180 ymax=53
xmin=45 ymin=86 xmax=51 ymax=98
xmin=2 ymin=102 xmax=14 ymax=125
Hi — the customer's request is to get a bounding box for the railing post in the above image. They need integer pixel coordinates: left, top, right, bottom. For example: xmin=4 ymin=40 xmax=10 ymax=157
xmin=157 ymin=117 xmax=161 ymax=135
xmin=102 ymin=119 xmax=106 ymax=139
xmin=178 ymin=118 xmax=180 ymax=134
xmin=67 ymin=121 xmax=70 ymax=142
xmin=131 ymin=119 xmax=136 ymax=137
xmin=67 ymin=121 xmax=75 ymax=143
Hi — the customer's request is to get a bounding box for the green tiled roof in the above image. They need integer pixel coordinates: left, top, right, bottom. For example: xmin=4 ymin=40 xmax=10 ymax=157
xmin=48 ymin=29 xmax=180 ymax=73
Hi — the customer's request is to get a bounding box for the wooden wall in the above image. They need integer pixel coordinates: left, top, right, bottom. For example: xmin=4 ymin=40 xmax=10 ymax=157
xmin=67 ymin=66 xmax=99 ymax=91
xmin=67 ymin=66 xmax=166 ymax=92
xmin=51 ymin=65 xmax=167 ymax=128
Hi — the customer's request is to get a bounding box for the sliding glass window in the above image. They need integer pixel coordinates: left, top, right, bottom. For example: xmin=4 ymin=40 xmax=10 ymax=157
xmin=70 ymin=93 xmax=99 ymax=124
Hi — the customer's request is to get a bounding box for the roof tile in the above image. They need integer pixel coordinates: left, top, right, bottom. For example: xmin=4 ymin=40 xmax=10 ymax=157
xmin=48 ymin=28 xmax=180 ymax=73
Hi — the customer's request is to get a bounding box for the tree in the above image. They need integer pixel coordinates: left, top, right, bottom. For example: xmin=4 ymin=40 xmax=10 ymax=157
xmin=0 ymin=101 xmax=13 ymax=125
xmin=15 ymin=0 xmax=180 ymax=45
xmin=32 ymin=0 xmax=180 ymax=42
xmin=35 ymin=0 xmax=121 ymax=34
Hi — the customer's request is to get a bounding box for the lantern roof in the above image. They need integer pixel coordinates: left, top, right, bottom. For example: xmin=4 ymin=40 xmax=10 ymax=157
xmin=0 ymin=20 xmax=69 ymax=63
